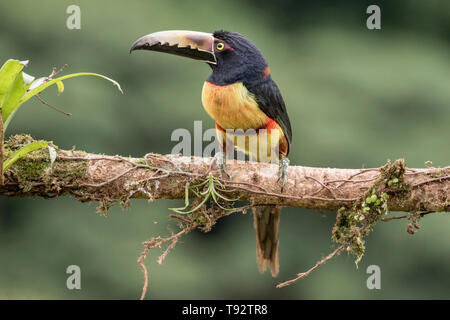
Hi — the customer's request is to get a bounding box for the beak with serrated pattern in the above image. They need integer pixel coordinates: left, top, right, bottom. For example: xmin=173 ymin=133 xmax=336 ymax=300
xmin=130 ymin=30 xmax=216 ymax=64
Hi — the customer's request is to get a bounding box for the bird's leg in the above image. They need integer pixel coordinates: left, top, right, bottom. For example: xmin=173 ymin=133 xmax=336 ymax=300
xmin=213 ymin=128 xmax=232 ymax=179
xmin=277 ymin=156 xmax=290 ymax=192
xmin=214 ymin=151 xmax=230 ymax=179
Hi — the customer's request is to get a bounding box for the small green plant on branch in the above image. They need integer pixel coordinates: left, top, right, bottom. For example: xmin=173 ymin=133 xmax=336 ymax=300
xmin=169 ymin=173 xmax=239 ymax=215
xmin=0 ymin=59 xmax=122 ymax=184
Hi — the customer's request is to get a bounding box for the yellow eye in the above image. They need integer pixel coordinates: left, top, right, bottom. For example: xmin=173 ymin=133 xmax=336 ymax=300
xmin=216 ymin=42 xmax=225 ymax=50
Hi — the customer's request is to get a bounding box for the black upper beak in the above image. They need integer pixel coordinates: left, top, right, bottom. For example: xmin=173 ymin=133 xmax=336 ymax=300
xmin=130 ymin=30 xmax=216 ymax=64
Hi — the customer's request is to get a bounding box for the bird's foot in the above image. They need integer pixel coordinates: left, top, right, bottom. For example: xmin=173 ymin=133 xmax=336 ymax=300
xmin=277 ymin=156 xmax=290 ymax=192
xmin=214 ymin=151 xmax=230 ymax=179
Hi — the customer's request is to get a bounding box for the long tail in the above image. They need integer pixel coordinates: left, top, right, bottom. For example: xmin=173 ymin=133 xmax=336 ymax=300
xmin=252 ymin=206 xmax=281 ymax=277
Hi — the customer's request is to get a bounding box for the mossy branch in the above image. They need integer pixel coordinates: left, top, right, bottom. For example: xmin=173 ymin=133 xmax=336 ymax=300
xmin=2 ymin=134 xmax=449 ymax=297
xmin=0 ymin=135 xmax=449 ymax=214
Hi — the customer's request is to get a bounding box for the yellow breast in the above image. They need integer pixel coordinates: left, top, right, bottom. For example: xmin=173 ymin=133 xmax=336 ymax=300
xmin=201 ymin=81 xmax=268 ymax=130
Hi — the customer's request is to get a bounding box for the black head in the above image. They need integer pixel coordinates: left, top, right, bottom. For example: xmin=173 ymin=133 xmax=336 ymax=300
xmin=208 ymin=30 xmax=269 ymax=85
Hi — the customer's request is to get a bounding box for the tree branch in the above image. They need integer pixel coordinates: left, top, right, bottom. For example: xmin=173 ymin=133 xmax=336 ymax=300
xmin=2 ymin=135 xmax=449 ymax=298
xmin=0 ymin=139 xmax=449 ymax=213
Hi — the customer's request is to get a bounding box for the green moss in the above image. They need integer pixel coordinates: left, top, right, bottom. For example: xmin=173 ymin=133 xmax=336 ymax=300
xmin=12 ymin=157 xmax=49 ymax=191
xmin=332 ymin=159 xmax=408 ymax=267
xmin=194 ymin=214 xmax=207 ymax=225
xmin=429 ymin=168 xmax=448 ymax=179
xmin=5 ymin=138 xmax=52 ymax=191
xmin=57 ymin=162 xmax=86 ymax=179
xmin=4 ymin=134 xmax=35 ymax=150
xmin=96 ymin=200 xmax=113 ymax=216
xmin=71 ymin=150 xmax=88 ymax=157
xmin=3 ymin=134 xmax=90 ymax=193
xmin=134 ymin=158 xmax=152 ymax=166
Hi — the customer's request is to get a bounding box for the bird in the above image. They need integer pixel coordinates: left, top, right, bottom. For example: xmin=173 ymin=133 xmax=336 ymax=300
xmin=130 ymin=30 xmax=292 ymax=277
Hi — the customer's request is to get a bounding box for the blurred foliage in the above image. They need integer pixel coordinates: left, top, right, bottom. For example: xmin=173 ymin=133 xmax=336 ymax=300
xmin=0 ymin=0 xmax=449 ymax=299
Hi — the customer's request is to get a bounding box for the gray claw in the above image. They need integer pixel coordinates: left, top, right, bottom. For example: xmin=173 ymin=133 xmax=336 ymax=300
xmin=278 ymin=157 xmax=290 ymax=192
xmin=215 ymin=151 xmax=230 ymax=179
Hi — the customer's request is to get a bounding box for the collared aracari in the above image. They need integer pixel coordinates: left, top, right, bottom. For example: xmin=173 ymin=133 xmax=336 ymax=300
xmin=131 ymin=30 xmax=292 ymax=277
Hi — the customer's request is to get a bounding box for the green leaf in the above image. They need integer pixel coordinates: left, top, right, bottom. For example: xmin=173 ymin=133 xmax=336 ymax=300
xmin=20 ymin=72 xmax=123 ymax=105
xmin=0 ymin=67 xmax=123 ymax=131
xmin=0 ymin=60 xmax=27 ymax=100
xmin=2 ymin=141 xmax=48 ymax=172
xmin=0 ymin=59 xmax=28 ymax=107
xmin=2 ymin=71 xmax=32 ymax=128
xmin=56 ymin=80 xmax=64 ymax=93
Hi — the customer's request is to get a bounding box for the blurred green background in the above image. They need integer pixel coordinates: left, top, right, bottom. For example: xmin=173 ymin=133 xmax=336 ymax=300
xmin=0 ymin=0 xmax=449 ymax=299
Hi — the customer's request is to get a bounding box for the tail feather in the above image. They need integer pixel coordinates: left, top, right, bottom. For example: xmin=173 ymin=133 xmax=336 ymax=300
xmin=253 ymin=206 xmax=281 ymax=277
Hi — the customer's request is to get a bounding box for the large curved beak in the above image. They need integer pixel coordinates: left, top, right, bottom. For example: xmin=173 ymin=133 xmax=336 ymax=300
xmin=130 ymin=30 xmax=216 ymax=64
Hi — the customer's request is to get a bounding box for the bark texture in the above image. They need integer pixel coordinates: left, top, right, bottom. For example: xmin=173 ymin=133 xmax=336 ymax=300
xmin=0 ymin=142 xmax=449 ymax=213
